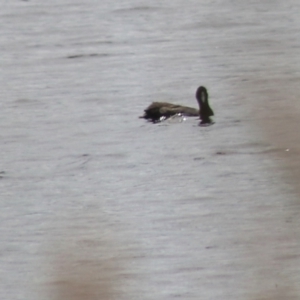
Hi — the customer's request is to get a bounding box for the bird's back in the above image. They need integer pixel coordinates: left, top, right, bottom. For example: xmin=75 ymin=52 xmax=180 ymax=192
xmin=142 ymin=102 xmax=199 ymax=121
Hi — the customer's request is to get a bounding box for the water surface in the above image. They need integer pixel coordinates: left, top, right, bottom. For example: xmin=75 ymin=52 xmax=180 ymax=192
xmin=1 ymin=1 xmax=300 ymax=299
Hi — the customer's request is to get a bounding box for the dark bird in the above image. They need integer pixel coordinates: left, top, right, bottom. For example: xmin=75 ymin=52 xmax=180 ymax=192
xmin=140 ymin=86 xmax=214 ymax=124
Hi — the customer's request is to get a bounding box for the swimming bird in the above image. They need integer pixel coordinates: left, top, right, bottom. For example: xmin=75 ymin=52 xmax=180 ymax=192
xmin=140 ymin=86 xmax=214 ymax=124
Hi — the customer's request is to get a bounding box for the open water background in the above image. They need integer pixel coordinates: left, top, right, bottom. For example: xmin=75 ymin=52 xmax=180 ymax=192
xmin=1 ymin=1 xmax=300 ymax=299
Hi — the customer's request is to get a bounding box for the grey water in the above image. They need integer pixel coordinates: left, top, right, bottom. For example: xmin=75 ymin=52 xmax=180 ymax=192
xmin=1 ymin=1 xmax=300 ymax=299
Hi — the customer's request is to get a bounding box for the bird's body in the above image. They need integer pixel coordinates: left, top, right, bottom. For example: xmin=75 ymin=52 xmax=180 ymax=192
xmin=140 ymin=86 xmax=214 ymax=124
xmin=141 ymin=102 xmax=199 ymax=122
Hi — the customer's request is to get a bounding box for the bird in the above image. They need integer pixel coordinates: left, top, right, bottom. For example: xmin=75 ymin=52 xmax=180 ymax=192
xmin=140 ymin=86 xmax=214 ymax=124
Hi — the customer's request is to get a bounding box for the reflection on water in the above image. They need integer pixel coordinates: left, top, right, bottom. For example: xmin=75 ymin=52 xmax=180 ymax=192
xmin=0 ymin=0 xmax=300 ymax=299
